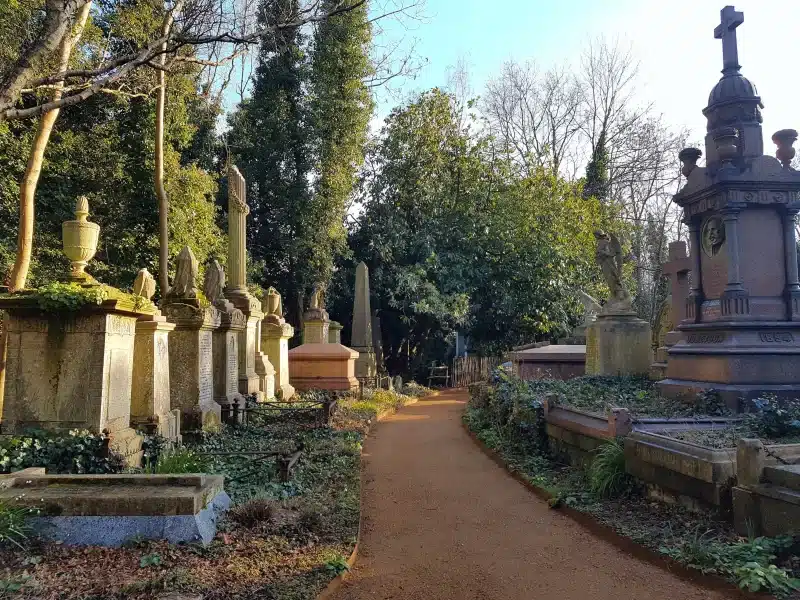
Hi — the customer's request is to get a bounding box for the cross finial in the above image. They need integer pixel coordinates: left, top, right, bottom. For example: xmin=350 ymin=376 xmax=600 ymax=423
xmin=714 ymin=5 xmax=744 ymax=75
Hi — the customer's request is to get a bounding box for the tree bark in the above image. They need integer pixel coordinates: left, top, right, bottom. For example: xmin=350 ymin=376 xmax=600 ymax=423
xmin=7 ymin=1 xmax=91 ymax=291
xmin=155 ymin=54 xmax=169 ymax=297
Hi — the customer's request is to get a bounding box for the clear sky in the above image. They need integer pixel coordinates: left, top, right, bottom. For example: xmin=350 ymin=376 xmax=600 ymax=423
xmin=375 ymin=0 xmax=800 ymax=146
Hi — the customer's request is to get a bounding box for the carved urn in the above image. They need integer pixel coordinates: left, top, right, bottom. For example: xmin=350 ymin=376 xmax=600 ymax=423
xmin=62 ymin=196 xmax=100 ymax=284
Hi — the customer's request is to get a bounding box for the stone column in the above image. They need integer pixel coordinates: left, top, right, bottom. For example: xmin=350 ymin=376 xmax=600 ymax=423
xmin=351 ymin=262 xmax=377 ymax=378
xmin=686 ymin=219 xmax=704 ymax=322
xmin=721 ymin=204 xmax=750 ymax=317
xmin=262 ymin=288 xmax=295 ymax=400
xmin=227 ymin=165 xmax=248 ymax=295
xmin=131 ymin=314 xmax=180 ymax=442
xmin=784 ymin=209 xmax=800 ymax=320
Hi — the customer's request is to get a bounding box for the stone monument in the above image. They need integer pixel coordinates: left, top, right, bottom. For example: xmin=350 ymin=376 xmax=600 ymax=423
xmin=162 ymin=246 xmax=221 ymax=430
xmin=130 ymin=268 xmax=180 ymax=442
xmin=224 ymin=165 xmax=271 ymax=399
xmin=657 ymin=6 xmax=800 ymax=408
xmin=0 ymin=197 xmax=151 ymax=465
xmin=289 ymin=290 xmax=359 ymax=392
xmin=203 ymin=260 xmax=246 ymax=423
xmin=351 ymin=262 xmax=377 ymax=378
xmin=261 ymin=287 xmax=295 ymax=400
xmin=585 ymin=231 xmax=652 ymax=376
xmin=328 ymin=321 xmax=343 ymax=344
xmin=560 ymin=290 xmax=600 ymax=344
xmin=650 ymin=242 xmax=692 ymax=380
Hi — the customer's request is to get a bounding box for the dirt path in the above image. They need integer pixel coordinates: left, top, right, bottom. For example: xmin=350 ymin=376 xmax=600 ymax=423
xmin=330 ymin=389 xmax=731 ymax=600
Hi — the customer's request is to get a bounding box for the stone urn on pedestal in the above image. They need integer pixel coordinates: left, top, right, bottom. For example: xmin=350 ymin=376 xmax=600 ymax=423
xmin=62 ymin=196 xmax=100 ymax=284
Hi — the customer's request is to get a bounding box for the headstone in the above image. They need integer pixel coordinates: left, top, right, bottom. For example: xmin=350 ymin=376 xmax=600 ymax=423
xmin=261 ymin=287 xmax=295 ymax=400
xmin=223 ymin=165 xmax=271 ymax=399
xmin=657 ymin=6 xmax=800 ymax=408
xmin=0 ymin=198 xmax=150 ymax=466
xmin=650 ymin=242 xmax=692 ymax=379
xmin=393 ymin=375 xmax=403 ymax=392
xmin=203 ymin=261 xmax=246 ymax=423
xmin=328 ymin=321 xmax=343 ymax=344
xmin=351 ymin=262 xmax=377 ymax=377
xmin=131 ymin=269 xmax=180 ymax=442
xmin=163 ymin=246 xmax=221 ymax=430
xmin=585 ymin=231 xmax=651 ymax=376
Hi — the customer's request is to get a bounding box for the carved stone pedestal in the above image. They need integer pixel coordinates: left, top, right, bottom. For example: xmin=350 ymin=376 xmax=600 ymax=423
xmin=288 ymin=343 xmax=359 ymax=392
xmin=586 ymin=312 xmax=652 ymax=377
xmin=212 ymin=304 xmax=246 ymax=423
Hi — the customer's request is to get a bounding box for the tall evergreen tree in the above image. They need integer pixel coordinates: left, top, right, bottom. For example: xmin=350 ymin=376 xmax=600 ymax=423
xmin=308 ymin=0 xmax=374 ymax=289
xmin=583 ymin=129 xmax=609 ymax=202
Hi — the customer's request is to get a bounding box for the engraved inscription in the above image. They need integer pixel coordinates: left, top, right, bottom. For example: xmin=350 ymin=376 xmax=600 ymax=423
xmin=688 ymin=196 xmax=719 ymax=217
xmin=227 ymin=334 xmax=238 ymax=395
xmin=759 ymin=332 xmax=794 ymax=343
xmin=199 ymin=330 xmax=213 ymax=403
xmin=687 ymin=333 xmax=724 ymax=344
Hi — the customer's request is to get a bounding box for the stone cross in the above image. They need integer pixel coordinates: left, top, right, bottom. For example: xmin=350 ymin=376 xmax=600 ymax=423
xmin=227 ymin=165 xmax=249 ymax=294
xmin=662 ymin=241 xmax=691 ymax=328
xmin=714 ymin=5 xmax=744 ymax=74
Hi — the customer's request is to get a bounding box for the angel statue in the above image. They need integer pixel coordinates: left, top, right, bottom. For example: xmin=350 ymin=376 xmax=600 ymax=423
xmin=594 ymin=230 xmax=631 ymax=311
xmin=171 ymin=245 xmax=198 ymax=299
xmin=309 ymin=282 xmax=326 ymax=310
xmin=203 ymin=259 xmax=226 ymax=306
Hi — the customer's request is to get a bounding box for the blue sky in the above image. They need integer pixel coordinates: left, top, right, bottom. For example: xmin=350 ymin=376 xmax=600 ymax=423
xmin=372 ymin=0 xmax=800 ymax=143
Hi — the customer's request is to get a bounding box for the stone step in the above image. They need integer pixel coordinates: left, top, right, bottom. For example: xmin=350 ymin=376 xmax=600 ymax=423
xmin=764 ymin=464 xmax=800 ymax=491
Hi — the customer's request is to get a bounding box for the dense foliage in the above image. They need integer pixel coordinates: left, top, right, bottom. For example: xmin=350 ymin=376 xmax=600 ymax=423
xmin=0 ymin=429 xmax=123 ymax=474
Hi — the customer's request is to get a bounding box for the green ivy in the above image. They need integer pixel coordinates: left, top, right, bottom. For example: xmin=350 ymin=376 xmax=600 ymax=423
xmin=0 ymin=429 xmax=123 ymax=474
xmin=34 ymin=282 xmax=110 ymax=312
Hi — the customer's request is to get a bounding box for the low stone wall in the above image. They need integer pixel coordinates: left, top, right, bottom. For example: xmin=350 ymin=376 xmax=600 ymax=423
xmin=512 ymin=344 xmax=586 ymax=381
xmin=543 ymin=397 xmax=631 ymax=468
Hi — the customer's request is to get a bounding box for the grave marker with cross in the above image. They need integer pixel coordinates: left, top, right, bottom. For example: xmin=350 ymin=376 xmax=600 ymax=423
xmin=714 ymin=5 xmax=743 ymax=74
xmin=663 ymin=241 xmax=692 ymax=346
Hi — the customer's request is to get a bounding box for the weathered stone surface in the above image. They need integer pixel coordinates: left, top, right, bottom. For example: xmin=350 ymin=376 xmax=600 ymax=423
xmin=585 ymin=313 xmax=651 ymax=376
xmin=511 ymin=344 xmax=585 ymax=381
xmin=303 ymin=318 xmax=329 ymax=345
xmin=288 ymin=343 xmax=359 ymax=391
xmin=163 ymin=302 xmax=221 ymax=430
xmin=0 ymin=299 xmax=147 ymax=466
xmin=262 ymin=321 xmax=295 ymax=400
xmin=351 ymin=262 xmax=377 ymax=378
xmin=131 ymin=315 xmax=177 ymax=441
xmin=328 ymin=321 xmax=343 ymax=344
xmin=212 ymin=306 xmax=246 ymax=421
xmin=0 ymin=473 xmax=229 ymax=546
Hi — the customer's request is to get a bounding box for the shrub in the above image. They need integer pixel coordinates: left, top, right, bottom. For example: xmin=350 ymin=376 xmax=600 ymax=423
xmin=589 ymin=438 xmax=632 ymax=498
xmin=467 ymin=382 xmax=489 ymax=409
xmin=229 ymin=498 xmax=276 ymax=528
xmin=747 ymin=395 xmax=800 ymax=438
xmin=0 ymin=429 xmax=123 ymax=474
xmin=152 ymin=447 xmax=210 ymax=474
xmin=485 ymin=370 xmax=548 ymax=454
xmin=400 ymin=382 xmax=432 ymax=398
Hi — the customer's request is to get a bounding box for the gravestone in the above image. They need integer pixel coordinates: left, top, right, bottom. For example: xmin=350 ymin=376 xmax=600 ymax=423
xmin=162 ymin=246 xmax=221 ymax=430
xmin=650 ymin=242 xmax=692 ymax=379
xmin=657 ymin=6 xmax=800 ymax=408
xmin=328 ymin=321 xmax=343 ymax=344
xmin=261 ymin=287 xmax=295 ymax=400
xmin=351 ymin=262 xmax=377 ymax=377
xmin=130 ymin=268 xmax=180 ymax=442
xmin=224 ymin=165 xmax=271 ymax=399
xmin=585 ymin=231 xmax=651 ymax=376
xmin=203 ymin=260 xmax=246 ymax=423
xmin=0 ymin=198 xmax=151 ymax=465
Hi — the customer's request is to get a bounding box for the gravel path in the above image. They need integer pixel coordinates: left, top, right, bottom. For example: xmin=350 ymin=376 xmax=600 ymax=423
xmin=330 ymin=388 xmax=731 ymax=600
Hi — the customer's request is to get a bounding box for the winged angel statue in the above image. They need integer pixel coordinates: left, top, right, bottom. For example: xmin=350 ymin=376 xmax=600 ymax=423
xmin=594 ymin=230 xmax=631 ymax=312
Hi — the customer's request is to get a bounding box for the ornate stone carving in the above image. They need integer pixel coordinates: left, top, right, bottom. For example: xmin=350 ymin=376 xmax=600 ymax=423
xmin=701 ymin=215 xmax=725 ymax=257
xmin=772 ymin=129 xmax=797 ymax=169
xmin=594 ymin=230 xmax=631 ymax=312
xmin=203 ymin=260 xmax=226 ymax=306
xmin=62 ymin=196 xmax=100 ymax=284
xmin=171 ymin=246 xmax=198 ymax=299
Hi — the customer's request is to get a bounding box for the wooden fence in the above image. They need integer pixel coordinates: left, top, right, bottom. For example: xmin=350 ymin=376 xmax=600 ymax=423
xmin=451 ymin=355 xmax=506 ymax=388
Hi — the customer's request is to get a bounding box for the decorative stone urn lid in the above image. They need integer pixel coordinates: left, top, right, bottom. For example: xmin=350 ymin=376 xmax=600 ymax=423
xmin=62 ymin=196 xmax=100 ymax=284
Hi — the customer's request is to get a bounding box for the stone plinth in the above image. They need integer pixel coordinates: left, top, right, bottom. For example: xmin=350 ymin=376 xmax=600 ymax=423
xmin=328 ymin=321 xmax=343 ymax=344
xmin=288 ymin=343 xmax=359 ymax=392
xmin=211 ymin=305 xmax=246 ymax=422
xmin=162 ymin=302 xmax=221 ymax=431
xmin=0 ymin=470 xmax=230 ymax=546
xmin=262 ymin=321 xmax=295 ymax=400
xmin=225 ymin=290 xmax=264 ymax=398
xmin=0 ymin=297 xmax=151 ymax=466
xmin=585 ymin=312 xmax=651 ymax=376
xmin=511 ymin=344 xmax=585 ymax=380
xmin=131 ymin=314 xmax=180 ymax=442
xmin=303 ymin=318 xmax=329 ymax=345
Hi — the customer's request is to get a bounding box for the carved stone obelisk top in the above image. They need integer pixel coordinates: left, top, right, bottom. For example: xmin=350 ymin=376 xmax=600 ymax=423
xmin=227 ymin=165 xmax=249 ymax=294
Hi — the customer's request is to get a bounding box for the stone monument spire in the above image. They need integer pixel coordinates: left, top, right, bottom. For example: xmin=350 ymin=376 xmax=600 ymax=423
xmin=351 ymin=262 xmax=377 ymax=378
xmin=227 ymin=165 xmax=249 ymax=295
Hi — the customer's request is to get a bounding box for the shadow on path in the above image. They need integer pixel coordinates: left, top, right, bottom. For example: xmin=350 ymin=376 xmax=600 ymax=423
xmin=330 ymin=388 xmax=730 ymax=600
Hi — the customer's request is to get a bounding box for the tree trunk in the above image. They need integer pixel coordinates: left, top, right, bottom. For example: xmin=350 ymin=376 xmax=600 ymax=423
xmin=6 ymin=1 xmax=91 ymax=291
xmin=155 ymin=54 xmax=169 ymax=296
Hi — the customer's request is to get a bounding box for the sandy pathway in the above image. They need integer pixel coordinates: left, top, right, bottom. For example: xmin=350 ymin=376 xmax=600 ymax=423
xmin=330 ymin=388 xmax=731 ymax=600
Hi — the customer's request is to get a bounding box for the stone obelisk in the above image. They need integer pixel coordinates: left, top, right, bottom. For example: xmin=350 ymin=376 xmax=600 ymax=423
xmin=351 ymin=262 xmax=377 ymax=378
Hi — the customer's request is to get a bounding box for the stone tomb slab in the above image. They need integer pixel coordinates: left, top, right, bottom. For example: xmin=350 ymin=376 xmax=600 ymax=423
xmin=0 ymin=471 xmax=230 ymax=546
xmin=511 ymin=344 xmax=585 ymax=380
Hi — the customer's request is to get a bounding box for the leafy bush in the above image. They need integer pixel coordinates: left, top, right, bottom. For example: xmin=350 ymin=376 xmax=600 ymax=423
xmin=485 ymin=369 xmax=548 ymax=454
xmin=589 ymin=438 xmax=633 ymax=498
xmin=660 ymin=534 xmax=800 ymax=597
xmin=0 ymin=500 xmax=36 ymax=549
xmin=400 ymin=381 xmax=432 ymax=398
xmin=747 ymin=395 xmax=800 ymax=438
xmin=229 ymin=497 xmax=276 ymax=528
xmin=152 ymin=447 xmax=210 ymax=474
xmin=0 ymin=429 xmax=123 ymax=474
xmin=467 ymin=382 xmax=489 ymax=409
xmin=34 ymin=282 xmax=109 ymax=312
